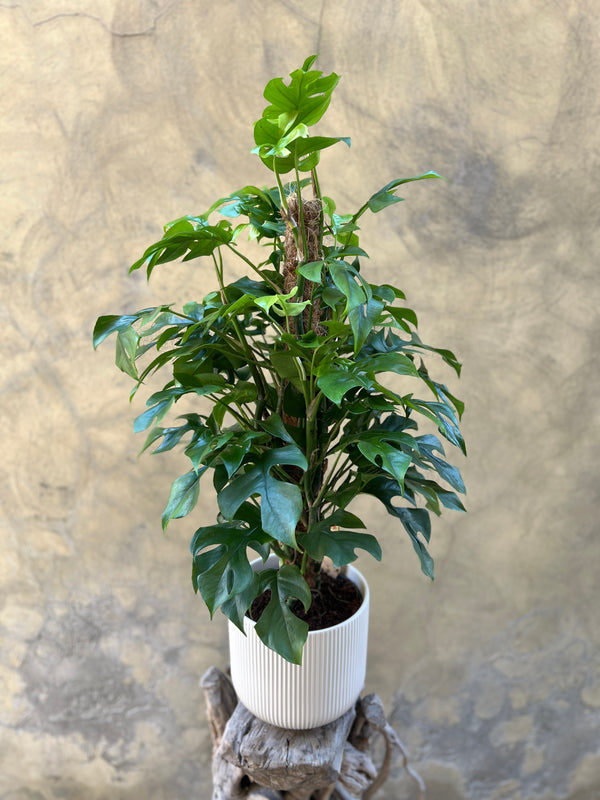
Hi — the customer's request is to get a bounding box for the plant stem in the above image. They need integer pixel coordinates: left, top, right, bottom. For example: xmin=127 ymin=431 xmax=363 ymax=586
xmin=225 ymin=244 xmax=280 ymax=292
xmin=213 ymin=251 xmax=271 ymax=424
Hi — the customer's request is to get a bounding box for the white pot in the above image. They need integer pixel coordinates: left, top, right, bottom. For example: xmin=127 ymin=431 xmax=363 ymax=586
xmin=228 ymin=555 xmax=370 ymax=730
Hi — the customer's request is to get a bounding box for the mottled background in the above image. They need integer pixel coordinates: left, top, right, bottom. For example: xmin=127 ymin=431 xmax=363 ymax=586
xmin=1 ymin=2 xmax=599 ymax=799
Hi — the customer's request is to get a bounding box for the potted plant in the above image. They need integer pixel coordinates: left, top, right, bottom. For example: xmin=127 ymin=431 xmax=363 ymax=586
xmin=93 ymin=55 xmax=466 ymax=729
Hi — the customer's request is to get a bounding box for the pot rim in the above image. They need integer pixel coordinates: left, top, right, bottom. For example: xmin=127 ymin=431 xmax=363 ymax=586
xmin=243 ymin=554 xmax=370 ymax=638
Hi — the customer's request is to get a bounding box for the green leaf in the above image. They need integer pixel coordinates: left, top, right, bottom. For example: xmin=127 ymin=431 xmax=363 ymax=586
xmin=363 ymin=352 xmax=419 ymax=378
xmin=354 ymin=172 xmax=444 ymax=222
xmin=329 ymin=263 xmax=366 ymax=313
xmin=254 ymin=565 xmax=311 ymax=664
xmin=134 ymin=392 xmax=178 ymax=433
xmin=404 ymin=473 xmax=466 ymax=513
xmin=129 ymin=224 xmax=233 ymax=277
xmin=220 ymin=571 xmax=263 ymax=631
xmin=363 ymin=476 xmax=434 ymax=578
xmin=162 ymin=469 xmax=204 ymax=530
xmin=407 ymin=332 xmax=462 ymax=377
xmin=254 ymin=288 xmax=311 ymax=317
xmin=386 ymin=306 xmax=419 ymax=331
xmin=368 ymin=192 xmax=404 ymax=213
xmin=297 ymin=260 xmax=324 ymax=282
xmin=316 ymin=364 xmax=371 ymax=405
xmin=115 ymin=327 xmax=139 ymax=379
xmin=219 ymin=432 xmax=265 ymax=478
xmin=182 ymin=428 xmax=234 ymax=471
xmin=140 ymin=421 xmax=194 ymax=456
xmin=93 ymin=312 xmax=149 ymax=349
xmin=405 ymin=398 xmax=466 ymax=455
xmin=357 ymin=439 xmax=412 ymax=489
xmin=172 ymin=365 xmax=228 ymax=395
xmin=396 ymin=507 xmax=434 ymax=578
xmin=302 ymin=54 xmax=319 ymax=71
xmin=348 ymin=298 xmax=385 ymax=354
xmin=218 ymin=446 xmax=308 ymax=546
xmin=302 ymin=510 xmax=381 ymax=567
xmin=260 ymin=413 xmax=294 ymax=443
xmin=262 ymin=64 xmax=340 ymax=128
xmin=415 ymin=435 xmax=466 ymax=493
xmin=190 ymin=524 xmax=271 ymax=616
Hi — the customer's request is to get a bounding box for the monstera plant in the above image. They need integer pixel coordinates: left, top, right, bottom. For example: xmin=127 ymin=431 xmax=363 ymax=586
xmin=93 ymin=55 xmax=466 ymax=670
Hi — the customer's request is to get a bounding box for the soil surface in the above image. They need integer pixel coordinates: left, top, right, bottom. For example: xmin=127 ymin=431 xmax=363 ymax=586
xmin=249 ymin=570 xmax=363 ymax=631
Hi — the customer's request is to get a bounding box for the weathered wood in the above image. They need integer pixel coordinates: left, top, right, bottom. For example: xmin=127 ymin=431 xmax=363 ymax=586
xmin=201 ymin=667 xmax=425 ymax=800
xmin=200 ymin=665 xmax=238 ymax=750
xmin=216 ymin=701 xmax=355 ymax=793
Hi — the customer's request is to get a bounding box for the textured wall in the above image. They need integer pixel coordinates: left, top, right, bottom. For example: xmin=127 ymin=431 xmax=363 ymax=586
xmin=1 ymin=2 xmax=599 ymax=798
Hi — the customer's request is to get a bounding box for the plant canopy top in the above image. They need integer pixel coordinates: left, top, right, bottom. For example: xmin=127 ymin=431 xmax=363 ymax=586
xmin=93 ymin=55 xmax=466 ymax=664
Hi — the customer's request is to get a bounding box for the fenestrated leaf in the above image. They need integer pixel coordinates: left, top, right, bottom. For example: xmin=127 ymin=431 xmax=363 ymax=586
xmin=357 ymin=439 xmax=412 ymax=489
xmin=190 ymin=524 xmax=272 ymax=616
xmin=140 ymin=420 xmax=194 ymax=456
xmin=405 ymin=397 xmax=466 ymax=455
xmin=218 ymin=446 xmax=308 ymax=546
xmin=414 ymin=435 xmax=466 ymax=493
xmin=93 ymin=311 xmax=151 ymax=349
xmin=396 ymin=507 xmax=434 ymax=578
xmin=219 ymin=431 xmax=265 ymax=478
xmin=362 ymin=477 xmax=434 ymax=577
xmin=407 ymin=332 xmax=462 ymax=377
xmin=285 ymin=136 xmax=350 ymax=172
xmin=254 ymin=565 xmax=311 ymax=664
xmin=404 ymin=472 xmax=466 ymax=514
xmin=261 ymin=61 xmax=340 ymax=129
xmin=316 ymin=363 xmax=371 ymax=405
xmin=185 ymin=429 xmax=234 ymax=471
xmin=220 ymin=570 xmax=263 ymax=631
xmin=362 ymin=352 xmax=419 ymax=378
xmin=172 ymin=365 xmax=228 ymax=395
xmin=133 ymin=390 xmax=179 ymax=433
xmin=386 ymin=306 xmax=419 ymax=331
xmin=302 ymin=510 xmax=381 ymax=567
xmin=254 ymin=288 xmax=311 ymax=318
xmin=162 ymin=469 xmax=205 ymax=530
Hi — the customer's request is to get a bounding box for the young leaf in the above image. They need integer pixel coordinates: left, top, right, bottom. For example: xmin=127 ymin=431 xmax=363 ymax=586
xmin=297 ymin=260 xmax=324 ymax=282
xmin=354 ymin=172 xmax=445 ymax=222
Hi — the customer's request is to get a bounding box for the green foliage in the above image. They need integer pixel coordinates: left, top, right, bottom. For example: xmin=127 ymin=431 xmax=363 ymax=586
xmin=93 ymin=55 xmax=467 ymax=663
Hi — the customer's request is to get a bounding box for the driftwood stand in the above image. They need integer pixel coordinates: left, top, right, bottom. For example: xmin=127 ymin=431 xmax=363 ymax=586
xmin=201 ymin=667 xmax=425 ymax=800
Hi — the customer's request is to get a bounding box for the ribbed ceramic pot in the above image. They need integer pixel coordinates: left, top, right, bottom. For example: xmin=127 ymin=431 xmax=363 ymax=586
xmin=228 ymin=554 xmax=370 ymax=730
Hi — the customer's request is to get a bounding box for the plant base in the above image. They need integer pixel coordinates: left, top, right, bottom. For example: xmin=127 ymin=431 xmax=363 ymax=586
xmin=229 ymin=555 xmax=370 ymax=729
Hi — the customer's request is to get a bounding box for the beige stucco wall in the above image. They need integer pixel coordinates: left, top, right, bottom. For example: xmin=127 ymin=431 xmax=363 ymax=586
xmin=2 ymin=2 xmax=599 ymax=798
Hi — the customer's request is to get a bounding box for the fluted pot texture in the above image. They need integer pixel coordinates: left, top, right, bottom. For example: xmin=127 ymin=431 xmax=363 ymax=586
xmin=228 ymin=555 xmax=370 ymax=730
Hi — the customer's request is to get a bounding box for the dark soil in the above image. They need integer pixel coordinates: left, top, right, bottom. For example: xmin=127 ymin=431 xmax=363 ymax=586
xmin=248 ymin=570 xmax=363 ymax=631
